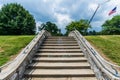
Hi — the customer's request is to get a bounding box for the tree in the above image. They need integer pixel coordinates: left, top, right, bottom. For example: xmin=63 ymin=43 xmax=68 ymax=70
xmin=0 ymin=3 xmax=36 ymax=35
xmin=102 ymin=15 xmax=120 ymax=35
xmin=65 ymin=19 xmax=91 ymax=35
xmin=40 ymin=21 xmax=62 ymax=36
xmin=88 ymin=30 xmax=97 ymax=35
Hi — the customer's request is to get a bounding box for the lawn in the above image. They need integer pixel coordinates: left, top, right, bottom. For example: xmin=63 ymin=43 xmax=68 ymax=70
xmin=85 ymin=35 xmax=120 ymax=66
xmin=0 ymin=36 xmax=34 ymax=66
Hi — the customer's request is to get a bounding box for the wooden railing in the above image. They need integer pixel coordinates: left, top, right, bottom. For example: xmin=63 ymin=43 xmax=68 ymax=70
xmin=69 ymin=30 xmax=120 ymax=80
xmin=0 ymin=30 xmax=51 ymax=80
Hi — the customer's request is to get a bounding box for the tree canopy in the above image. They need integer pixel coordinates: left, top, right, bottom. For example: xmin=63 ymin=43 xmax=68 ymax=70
xmin=0 ymin=3 xmax=36 ymax=35
xmin=65 ymin=19 xmax=91 ymax=35
xmin=102 ymin=15 xmax=120 ymax=35
xmin=40 ymin=21 xmax=62 ymax=36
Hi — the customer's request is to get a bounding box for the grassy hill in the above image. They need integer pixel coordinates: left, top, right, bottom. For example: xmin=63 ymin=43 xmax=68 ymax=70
xmin=1 ymin=35 xmax=120 ymax=67
xmin=85 ymin=35 xmax=120 ymax=66
xmin=0 ymin=36 xmax=34 ymax=66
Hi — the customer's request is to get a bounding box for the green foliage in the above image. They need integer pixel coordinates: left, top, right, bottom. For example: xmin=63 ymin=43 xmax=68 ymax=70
xmin=0 ymin=36 xmax=34 ymax=66
xmin=85 ymin=35 xmax=120 ymax=66
xmin=102 ymin=15 xmax=120 ymax=35
xmin=0 ymin=3 xmax=36 ymax=35
xmin=65 ymin=19 xmax=91 ymax=35
xmin=40 ymin=21 xmax=62 ymax=36
xmin=88 ymin=30 xmax=97 ymax=35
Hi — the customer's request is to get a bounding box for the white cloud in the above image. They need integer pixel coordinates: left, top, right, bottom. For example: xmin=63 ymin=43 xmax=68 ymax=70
xmin=54 ymin=13 xmax=72 ymax=26
xmin=36 ymin=21 xmax=42 ymax=27
xmin=36 ymin=21 xmax=43 ymax=33
xmin=0 ymin=4 xmax=3 ymax=9
xmin=88 ymin=3 xmax=98 ymax=11
xmin=54 ymin=12 xmax=73 ymax=33
xmin=43 ymin=0 xmax=47 ymax=3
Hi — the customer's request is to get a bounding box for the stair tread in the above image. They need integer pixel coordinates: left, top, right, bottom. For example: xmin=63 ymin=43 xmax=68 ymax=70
xmin=43 ymin=43 xmax=77 ymax=44
xmin=33 ymin=57 xmax=87 ymax=61
xmin=35 ymin=53 xmax=84 ymax=56
xmin=46 ymin=38 xmax=75 ymax=39
xmin=25 ymin=77 xmax=97 ymax=80
xmin=45 ymin=40 xmax=76 ymax=41
xmin=25 ymin=69 xmax=95 ymax=76
xmin=40 ymin=46 xmax=80 ymax=49
xmin=42 ymin=44 xmax=78 ymax=46
xmin=47 ymin=36 xmax=73 ymax=37
xmin=47 ymin=37 xmax=74 ymax=38
xmin=47 ymin=38 xmax=75 ymax=39
xmin=44 ymin=41 xmax=77 ymax=42
xmin=29 ymin=62 xmax=90 ymax=67
xmin=44 ymin=42 xmax=77 ymax=43
xmin=39 ymin=49 xmax=82 ymax=51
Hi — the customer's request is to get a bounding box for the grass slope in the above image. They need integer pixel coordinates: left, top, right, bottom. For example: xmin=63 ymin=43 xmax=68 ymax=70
xmin=0 ymin=36 xmax=34 ymax=66
xmin=85 ymin=35 xmax=120 ymax=66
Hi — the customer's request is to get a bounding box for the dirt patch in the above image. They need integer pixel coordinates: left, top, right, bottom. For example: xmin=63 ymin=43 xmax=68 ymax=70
xmin=10 ymin=48 xmax=24 ymax=61
xmin=100 ymin=36 xmax=108 ymax=39
xmin=0 ymin=47 xmax=4 ymax=53
xmin=10 ymin=54 xmax=19 ymax=61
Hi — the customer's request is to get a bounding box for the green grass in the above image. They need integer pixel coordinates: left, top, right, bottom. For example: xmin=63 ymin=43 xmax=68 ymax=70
xmin=85 ymin=35 xmax=120 ymax=66
xmin=0 ymin=36 xmax=34 ymax=66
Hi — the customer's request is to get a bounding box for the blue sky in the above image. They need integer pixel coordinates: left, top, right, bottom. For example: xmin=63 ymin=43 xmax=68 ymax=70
xmin=0 ymin=0 xmax=120 ymax=33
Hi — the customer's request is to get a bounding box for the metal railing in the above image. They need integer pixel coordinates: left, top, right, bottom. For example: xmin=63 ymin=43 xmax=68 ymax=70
xmin=69 ymin=30 xmax=120 ymax=80
xmin=0 ymin=30 xmax=51 ymax=80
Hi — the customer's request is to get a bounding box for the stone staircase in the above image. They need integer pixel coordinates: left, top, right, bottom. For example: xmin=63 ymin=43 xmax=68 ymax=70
xmin=24 ymin=37 xmax=97 ymax=80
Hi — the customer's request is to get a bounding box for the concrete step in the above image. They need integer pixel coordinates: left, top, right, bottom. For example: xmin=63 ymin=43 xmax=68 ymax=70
xmin=35 ymin=53 xmax=84 ymax=55
xmin=44 ymin=41 xmax=77 ymax=43
xmin=43 ymin=42 xmax=77 ymax=44
xmin=24 ymin=69 xmax=95 ymax=77
xmin=47 ymin=37 xmax=74 ymax=38
xmin=41 ymin=44 xmax=78 ymax=46
xmin=40 ymin=46 xmax=80 ymax=49
xmin=46 ymin=39 xmax=75 ymax=40
xmin=33 ymin=57 xmax=87 ymax=62
xmin=35 ymin=55 xmax=84 ymax=57
xmin=47 ymin=36 xmax=73 ymax=37
xmin=45 ymin=39 xmax=76 ymax=41
xmin=38 ymin=49 xmax=82 ymax=53
xmin=38 ymin=49 xmax=82 ymax=52
xmin=35 ymin=53 xmax=84 ymax=57
xmin=28 ymin=62 xmax=91 ymax=69
xmin=24 ymin=77 xmax=97 ymax=80
xmin=47 ymin=37 xmax=74 ymax=39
